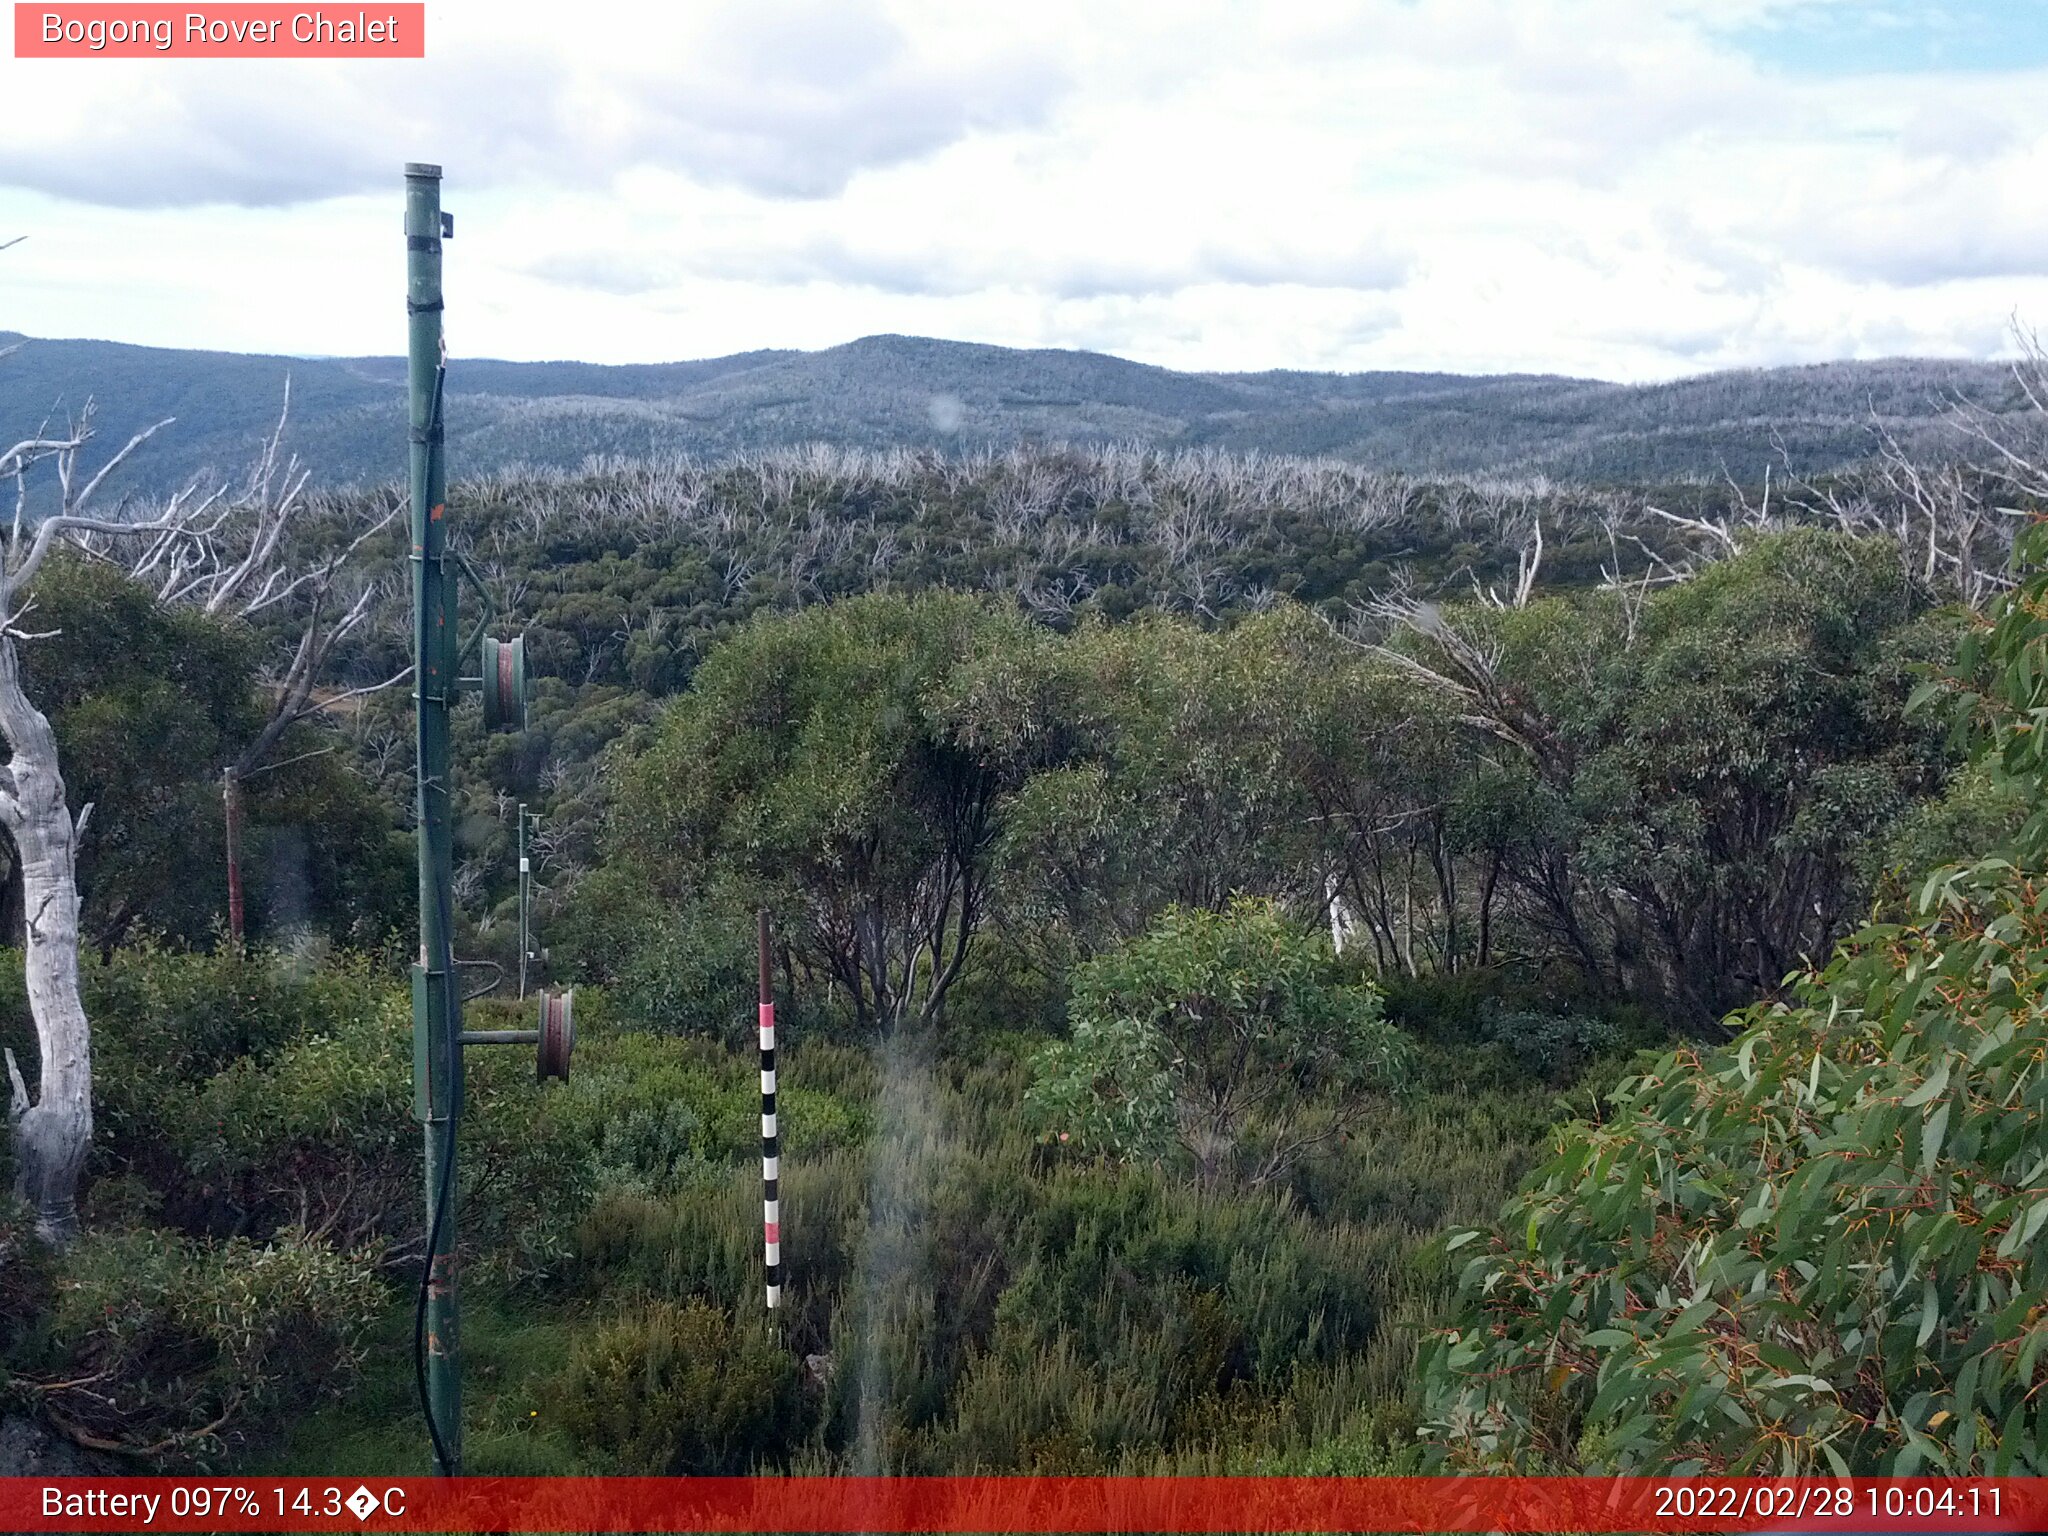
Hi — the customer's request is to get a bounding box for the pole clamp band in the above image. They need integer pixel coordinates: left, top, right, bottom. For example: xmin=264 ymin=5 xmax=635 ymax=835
xmin=407 ymin=299 xmax=444 ymax=315
xmin=407 ymin=235 xmax=442 ymax=253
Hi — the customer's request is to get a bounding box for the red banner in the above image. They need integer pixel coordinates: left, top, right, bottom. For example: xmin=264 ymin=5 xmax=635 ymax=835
xmin=13 ymin=5 xmax=424 ymax=58
xmin=3 ymin=1476 xmax=2044 ymax=1532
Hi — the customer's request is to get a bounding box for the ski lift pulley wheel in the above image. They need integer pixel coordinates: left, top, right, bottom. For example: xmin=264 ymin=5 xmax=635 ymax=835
xmin=481 ymin=633 xmax=528 ymax=732
xmin=537 ymin=986 xmax=574 ymax=1081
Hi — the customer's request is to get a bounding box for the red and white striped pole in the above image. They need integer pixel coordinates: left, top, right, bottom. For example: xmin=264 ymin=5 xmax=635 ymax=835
xmin=759 ymin=909 xmax=780 ymax=1310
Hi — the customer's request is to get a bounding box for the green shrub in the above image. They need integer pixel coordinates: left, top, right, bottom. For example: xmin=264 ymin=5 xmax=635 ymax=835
xmin=1027 ymin=900 xmax=1407 ymax=1185
xmin=1479 ymin=1008 xmax=1623 ymax=1087
xmin=92 ymin=977 xmax=580 ymax=1277
xmin=1422 ymin=875 xmax=2048 ymax=1473
xmin=1379 ymin=965 xmax=1628 ymax=1047
xmin=1875 ymin=760 xmax=2030 ymax=901
xmin=554 ymin=1299 xmax=802 ymax=1472
xmin=0 ymin=947 xmax=411 ymax=1243
xmin=32 ymin=1226 xmax=384 ymax=1457
xmin=522 ymin=1030 xmax=870 ymax=1219
xmin=158 ymin=995 xmax=415 ymax=1246
xmin=573 ymin=1149 xmax=868 ymax=1362
xmin=51 ymin=946 xmax=863 ymax=1287
xmin=0 ymin=1193 xmax=55 ymax=1364
xmin=568 ymin=1045 xmax=1423 ymax=1475
xmin=936 ymin=1329 xmax=1167 ymax=1471
xmin=78 ymin=945 xmax=389 ymax=1103
xmin=882 ymin=1161 xmax=1397 ymax=1472
xmin=556 ymin=868 xmax=763 ymax=1044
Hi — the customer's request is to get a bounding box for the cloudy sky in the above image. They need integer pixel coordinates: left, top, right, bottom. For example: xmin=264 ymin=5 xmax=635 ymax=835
xmin=3 ymin=0 xmax=2046 ymax=380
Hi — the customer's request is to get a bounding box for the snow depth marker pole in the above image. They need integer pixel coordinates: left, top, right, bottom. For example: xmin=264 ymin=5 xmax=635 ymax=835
xmin=760 ymin=909 xmax=781 ymax=1310
xmin=517 ymin=802 xmax=529 ymax=1000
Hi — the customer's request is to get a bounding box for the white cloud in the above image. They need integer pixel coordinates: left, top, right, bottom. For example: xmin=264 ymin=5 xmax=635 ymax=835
xmin=0 ymin=0 xmax=1067 ymax=207
xmin=2 ymin=0 xmax=2045 ymax=379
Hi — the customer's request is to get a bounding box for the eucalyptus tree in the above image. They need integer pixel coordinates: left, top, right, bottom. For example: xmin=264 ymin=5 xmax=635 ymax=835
xmin=610 ymin=590 xmax=1076 ymax=1031
xmin=1364 ymin=530 xmax=1951 ymax=1028
xmin=992 ymin=608 xmax=1342 ymax=962
xmin=1026 ymin=899 xmax=1409 ymax=1187
xmin=1421 ymin=515 xmax=2048 ymax=1475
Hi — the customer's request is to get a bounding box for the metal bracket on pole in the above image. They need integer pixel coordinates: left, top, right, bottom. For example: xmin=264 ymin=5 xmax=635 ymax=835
xmin=451 ymin=547 xmax=499 ymax=670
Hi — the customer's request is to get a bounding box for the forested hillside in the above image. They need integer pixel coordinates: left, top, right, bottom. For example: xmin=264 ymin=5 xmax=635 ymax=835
xmin=0 ymin=330 xmax=2028 ymax=500
xmin=2 ymin=393 xmax=2044 ymax=1475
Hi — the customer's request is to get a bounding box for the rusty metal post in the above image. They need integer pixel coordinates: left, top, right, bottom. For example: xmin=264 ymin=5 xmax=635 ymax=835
xmin=222 ymin=768 xmax=245 ymax=943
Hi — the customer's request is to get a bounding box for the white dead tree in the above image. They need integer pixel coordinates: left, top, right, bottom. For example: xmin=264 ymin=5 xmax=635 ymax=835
xmin=0 ymin=401 xmax=195 ymax=1241
xmin=1597 ymin=514 xmax=1693 ymax=644
xmin=1474 ymin=518 xmax=1545 ymax=609
xmin=1324 ymin=870 xmax=1358 ymax=956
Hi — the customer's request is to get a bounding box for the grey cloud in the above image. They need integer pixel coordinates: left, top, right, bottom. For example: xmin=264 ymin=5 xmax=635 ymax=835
xmin=1689 ymin=211 xmax=2048 ymax=289
xmin=1037 ymin=243 xmax=1411 ymax=299
xmin=1771 ymin=164 xmax=2048 ymax=286
xmin=623 ymin=4 xmax=1068 ymax=200
xmin=1898 ymin=102 xmax=2022 ymax=160
xmin=0 ymin=98 xmax=393 ymax=208
xmin=531 ymin=240 xmax=988 ymax=298
xmin=0 ymin=0 xmax=1068 ymax=209
xmin=1658 ymin=157 xmax=2048 ymax=292
xmin=526 ymin=251 xmax=682 ymax=297
xmin=539 ymin=233 xmax=1413 ymax=300
xmin=1599 ymin=313 xmax=1756 ymax=360
xmin=1818 ymin=233 xmax=2048 ymax=286
xmin=0 ymin=51 xmax=567 ymax=209
xmin=1201 ymin=244 xmax=1412 ymax=292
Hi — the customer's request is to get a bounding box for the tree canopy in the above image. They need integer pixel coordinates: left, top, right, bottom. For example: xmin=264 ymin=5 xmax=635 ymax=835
xmin=10 ymin=557 xmax=408 ymax=953
xmin=1419 ymin=520 xmax=2048 ymax=1475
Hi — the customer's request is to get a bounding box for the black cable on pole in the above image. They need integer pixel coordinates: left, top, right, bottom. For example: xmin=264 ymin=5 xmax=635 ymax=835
xmin=414 ymin=1108 xmax=458 ymax=1474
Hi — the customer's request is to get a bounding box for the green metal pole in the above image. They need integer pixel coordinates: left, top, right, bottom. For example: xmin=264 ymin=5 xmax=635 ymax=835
xmin=406 ymin=161 xmax=462 ymax=1477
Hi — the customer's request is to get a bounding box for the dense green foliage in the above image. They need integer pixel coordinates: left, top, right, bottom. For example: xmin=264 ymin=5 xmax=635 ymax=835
xmin=604 ymin=592 xmax=1060 ymax=1030
xmin=6 ymin=558 xmax=409 ymax=953
xmin=562 ymin=1038 xmax=1546 ymax=1476
xmin=1419 ymin=521 xmax=2048 ymax=1474
xmin=556 ymin=1300 xmax=802 ymax=1474
xmin=1 ymin=940 xmax=1562 ymax=1471
xmin=1402 ymin=530 xmax=1955 ymax=1025
xmin=586 ymin=534 xmax=1949 ymax=1045
xmin=17 ymin=1225 xmax=385 ymax=1455
xmin=0 ymin=947 xmax=864 ymax=1454
xmin=1027 ymin=901 xmax=1407 ymax=1185
xmin=4 ymin=409 xmax=2041 ymax=1478
xmin=285 ymin=439 xmax=2005 ymax=1020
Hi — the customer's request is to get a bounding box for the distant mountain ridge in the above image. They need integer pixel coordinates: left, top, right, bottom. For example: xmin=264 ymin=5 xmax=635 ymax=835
xmin=0 ymin=330 xmax=2023 ymax=498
